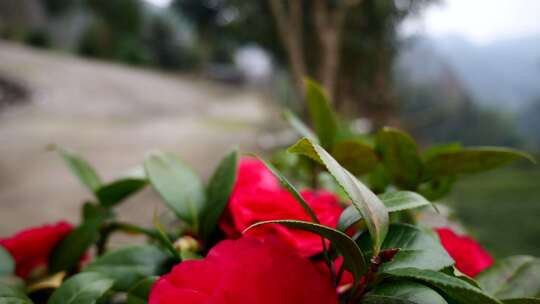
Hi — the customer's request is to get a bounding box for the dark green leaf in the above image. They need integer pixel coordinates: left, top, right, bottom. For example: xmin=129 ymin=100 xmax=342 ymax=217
xmin=0 ymin=283 xmax=32 ymax=304
xmin=126 ymin=277 xmax=157 ymax=304
xmin=144 ymin=152 xmax=205 ymax=229
xmin=49 ymin=217 xmax=103 ymax=273
xmin=84 ymin=245 xmax=169 ymax=291
xmin=48 ymin=272 xmax=114 ymax=304
xmin=357 ymin=224 xmax=454 ymax=271
xmin=282 ymin=109 xmax=317 ymax=142
xmin=96 ymin=178 xmax=147 ymax=207
xmin=332 ymin=139 xmax=378 ymax=175
xmin=245 ymin=220 xmax=366 ymax=283
xmin=0 ymin=247 xmax=14 ymax=276
xmin=289 ymin=138 xmax=389 ymax=254
xmin=304 ymin=79 xmax=338 ymax=149
xmin=477 ymin=256 xmax=540 ymax=299
xmin=502 ymin=298 xmax=540 ymax=304
xmin=365 ymin=280 xmax=448 ymax=304
xmin=384 ymin=268 xmax=502 ymax=304
xmin=424 ymin=147 xmax=535 ymax=178
xmin=200 ymin=150 xmax=238 ymax=240
xmin=338 ymin=191 xmax=432 ymax=231
xmin=57 ymin=147 xmax=102 ymax=192
xmin=375 ymin=128 xmax=423 ymax=189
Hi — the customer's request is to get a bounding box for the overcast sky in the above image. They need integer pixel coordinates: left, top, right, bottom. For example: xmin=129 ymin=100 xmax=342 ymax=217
xmin=145 ymin=0 xmax=540 ymax=45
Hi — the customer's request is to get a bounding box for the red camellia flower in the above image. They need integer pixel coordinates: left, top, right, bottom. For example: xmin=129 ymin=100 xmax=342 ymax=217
xmin=0 ymin=221 xmax=73 ymax=278
xmin=435 ymin=227 xmax=494 ymax=277
xmin=149 ymin=236 xmax=338 ymax=304
xmin=219 ymin=158 xmax=343 ymax=257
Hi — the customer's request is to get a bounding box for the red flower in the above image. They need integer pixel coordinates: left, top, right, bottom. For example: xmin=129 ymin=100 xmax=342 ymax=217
xmin=149 ymin=236 xmax=338 ymax=304
xmin=219 ymin=158 xmax=343 ymax=257
xmin=435 ymin=227 xmax=494 ymax=277
xmin=0 ymin=221 xmax=72 ymax=278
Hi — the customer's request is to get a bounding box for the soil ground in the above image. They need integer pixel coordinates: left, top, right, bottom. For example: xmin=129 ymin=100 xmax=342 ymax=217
xmin=0 ymin=41 xmax=278 ymax=235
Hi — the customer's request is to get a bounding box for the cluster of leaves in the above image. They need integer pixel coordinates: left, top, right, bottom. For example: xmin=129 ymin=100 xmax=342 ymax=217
xmin=279 ymin=79 xmax=534 ymax=201
xmin=0 ymin=81 xmax=538 ymax=303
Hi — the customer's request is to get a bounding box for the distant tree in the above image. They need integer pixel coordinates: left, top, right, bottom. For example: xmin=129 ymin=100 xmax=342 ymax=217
xmin=172 ymin=0 xmax=434 ymax=124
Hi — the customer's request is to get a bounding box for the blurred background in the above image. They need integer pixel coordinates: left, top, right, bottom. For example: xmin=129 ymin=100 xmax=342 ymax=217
xmin=0 ymin=0 xmax=539 ymax=257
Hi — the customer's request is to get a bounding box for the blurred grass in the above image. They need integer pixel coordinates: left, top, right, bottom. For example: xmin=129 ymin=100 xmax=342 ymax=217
xmin=448 ymin=165 xmax=540 ymax=258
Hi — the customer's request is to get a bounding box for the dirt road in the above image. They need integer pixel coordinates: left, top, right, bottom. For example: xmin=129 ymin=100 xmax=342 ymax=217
xmin=0 ymin=41 xmax=277 ymax=235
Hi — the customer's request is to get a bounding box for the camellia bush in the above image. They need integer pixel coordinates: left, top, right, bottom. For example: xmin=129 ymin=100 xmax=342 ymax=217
xmin=1 ymin=81 xmax=539 ymax=304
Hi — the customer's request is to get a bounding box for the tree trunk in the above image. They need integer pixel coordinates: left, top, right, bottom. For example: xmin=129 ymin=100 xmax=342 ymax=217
xmin=312 ymin=0 xmax=349 ymax=103
xmin=268 ymin=0 xmax=307 ymax=98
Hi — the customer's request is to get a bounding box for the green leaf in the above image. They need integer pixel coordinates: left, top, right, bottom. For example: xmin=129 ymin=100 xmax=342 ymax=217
xmin=364 ymin=280 xmax=448 ymax=304
xmin=0 ymin=247 xmax=14 ymax=276
xmin=422 ymin=143 xmax=462 ymax=161
xmin=282 ymin=109 xmax=318 ymax=142
xmin=57 ymin=147 xmax=102 ymax=192
xmin=338 ymin=191 xmax=432 ymax=231
xmin=304 ymin=79 xmax=338 ymax=149
xmin=144 ymin=151 xmax=206 ymax=229
xmin=84 ymin=245 xmax=169 ymax=291
xmin=332 ymin=139 xmax=379 ymax=175
xmin=0 ymin=277 xmax=24 ymax=291
xmin=245 ymin=220 xmax=366 ymax=283
xmin=384 ymin=268 xmax=502 ymax=304
xmin=126 ymin=277 xmax=157 ymax=304
xmin=477 ymin=256 xmax=540 ymax=299
xmin=357 ymin=224 xmax=454 ymax=271
xmin=502 ymin=299 xmax=540 ymax=304
xmin=424 ymin=147 xmax=535 ymax=178
xmin=48 ymin=272 xmax=114 ymax=304
xmin=49 ymin=217 xmax=104 ymax=273
xmin=289 ymin=138 xmax=389 ymax=254
xmin=200 ymin=150 xmax=239 ymax=240
xmin=375 ymin=128 xmax=423 ymax=189
xmin=0 ymin=283 xmax=33 ymax=304
xmin=257 ymin=157 xmax=319 ymax=222
xmin=96 ymin=178 xmax=147 ymax=207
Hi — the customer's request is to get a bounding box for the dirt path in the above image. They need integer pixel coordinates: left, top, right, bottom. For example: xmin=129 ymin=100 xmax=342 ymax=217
xmin=0 ymin=41 xmax=278 ymax=234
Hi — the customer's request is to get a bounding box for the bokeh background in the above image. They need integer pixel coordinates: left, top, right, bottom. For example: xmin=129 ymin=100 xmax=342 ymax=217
xmin=0 ymin=0 xmax=539 ymax=257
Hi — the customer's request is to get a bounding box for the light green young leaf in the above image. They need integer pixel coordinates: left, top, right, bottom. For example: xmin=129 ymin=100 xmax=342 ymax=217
xmin=144 ymin=151 xmax=206 ymax=229
xmin=289 ymin=138 xmax=388 ymax=254
xmin=337 ymin=191 xmax=432 ymax=231
xmin=384 ymin=268 xmax=502 ymax=304
xmin=304 ymin=79 xmax=338 ymax=149
xmin=364 ymin=280 xmax=448 ymax=304
xmin=356 ymin=224 xmax=454 ymax=271
xmin=424 ymin=147 xmax=535 ymax=178
xmin=0 ymin=247 xmax=14 ymax=276
xmin=48 ymin=272 xmax=113 ymax=304
xmin=200 ymin=150 xmax=238 ymax=240
xmin=84 ymin=245 xmax=169 ymax=291
xmin=0 ymin=283 xmax=33 ymax=304
xmin=476 ymin=256 xmax=540 ymax=299
xmin=57 ymin=146 xmax=102 ymax=192
xmin=245 ymin=220 xmax=366 ymax=283
xmin=332 ymin=139 xmax=379 ymax=176
xmin=375 ymin=127 xmax=423 ymax=190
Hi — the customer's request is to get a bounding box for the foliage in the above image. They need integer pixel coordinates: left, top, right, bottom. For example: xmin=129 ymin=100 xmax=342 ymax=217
xmin=0 ymin=81 xmax=538 ymax=303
